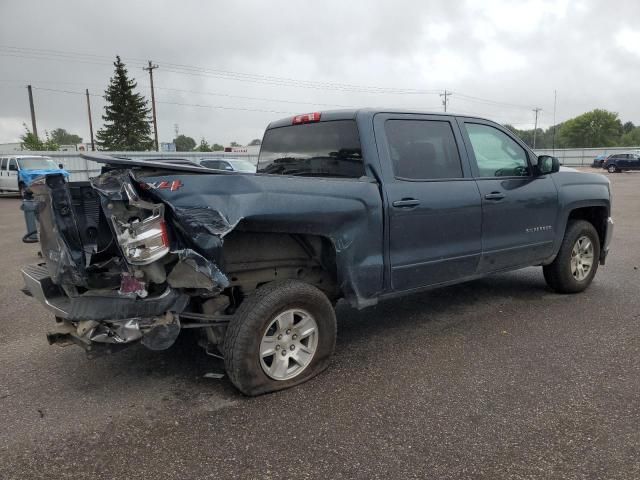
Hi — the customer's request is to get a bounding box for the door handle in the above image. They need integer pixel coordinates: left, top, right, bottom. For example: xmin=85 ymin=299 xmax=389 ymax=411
xmin=392 ymin=198 xmax=420 ymax=208
xmin=484 ymin=192 xmax=505 ymax=201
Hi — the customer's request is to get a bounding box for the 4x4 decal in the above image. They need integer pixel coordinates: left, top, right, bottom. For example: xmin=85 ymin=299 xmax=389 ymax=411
xmin=141 ymin=180 xmax=184 ymax=191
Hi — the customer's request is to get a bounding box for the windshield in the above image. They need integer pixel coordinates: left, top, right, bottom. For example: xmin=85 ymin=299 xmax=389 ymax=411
xmin=257 ymin=120 xmax=364 ymax=178
xmin=17 ymin=157 xmax=59 ymax=170
xmin=228 ymin=159 xmax=256 ymax=172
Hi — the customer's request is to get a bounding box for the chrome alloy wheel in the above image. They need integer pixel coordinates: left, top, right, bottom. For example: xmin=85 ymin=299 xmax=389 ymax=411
xmin=570 ymin=235 xmax=594 ymax=281
xmin=259 ymin=309 xmax=319 ymax=381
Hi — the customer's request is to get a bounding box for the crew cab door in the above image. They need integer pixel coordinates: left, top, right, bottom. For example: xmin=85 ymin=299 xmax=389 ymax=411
xmin=374 ymin=113 xmax=482 ymax=291
xmin=458 ymin=119 xmax=558 ymax=272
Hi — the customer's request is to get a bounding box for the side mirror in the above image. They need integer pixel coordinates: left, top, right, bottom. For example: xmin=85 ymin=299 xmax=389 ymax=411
xmin=537 ymin=155 xmax=560 ymax=175
xmin=59 ymin=163 xmax=64 ymax=169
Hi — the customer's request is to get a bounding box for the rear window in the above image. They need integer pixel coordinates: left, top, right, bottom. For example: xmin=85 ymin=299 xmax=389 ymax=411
xmin=257 ymin=120 xmax=365 ymax=178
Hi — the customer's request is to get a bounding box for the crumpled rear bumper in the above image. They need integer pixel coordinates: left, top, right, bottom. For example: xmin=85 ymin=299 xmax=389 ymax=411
xmin=22 ymin=264 xmax=189 ymax=353
xmin=21 ymin=264 xmax=188 ymax=322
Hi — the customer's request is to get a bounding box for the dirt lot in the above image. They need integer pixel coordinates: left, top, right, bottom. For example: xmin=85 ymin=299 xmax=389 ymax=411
xmin=0 ymin=169 xmax=638 ymax=479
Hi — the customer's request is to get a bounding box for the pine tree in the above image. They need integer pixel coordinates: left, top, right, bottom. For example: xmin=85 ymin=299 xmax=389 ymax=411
xmin=96 ymin=56 xmax=154 ymax=151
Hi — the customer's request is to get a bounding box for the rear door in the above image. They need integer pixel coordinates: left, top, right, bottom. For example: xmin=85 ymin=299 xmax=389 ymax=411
xmin=458 ymin=119 xmax=558 ymax=272
xmin=374 ymin=113 xmax=482 ymax=291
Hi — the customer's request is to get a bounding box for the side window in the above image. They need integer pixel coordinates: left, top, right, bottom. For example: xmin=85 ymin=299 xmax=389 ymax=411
xmin=384 ymin=119 xmax=463 ymax=180
xmin=8 ymin=159 xmax=18 ymax=171
xmin=201 ymin=160 xmax=221 ymax=169
xmin=0 ymin=158 xmax=6 ymax=171
xmin=220 ymin=161 xmax=234 ymax=171
xmin=465 ymin=123 xmax=529 ymax=177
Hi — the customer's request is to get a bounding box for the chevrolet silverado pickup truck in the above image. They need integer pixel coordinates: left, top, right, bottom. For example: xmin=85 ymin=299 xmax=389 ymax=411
xmin=21 ymin=109 xmax=613 ymax=396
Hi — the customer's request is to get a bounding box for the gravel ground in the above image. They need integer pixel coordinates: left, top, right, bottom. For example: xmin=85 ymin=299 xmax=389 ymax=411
xmin=0 ymin=169 xmax=638 ymax=479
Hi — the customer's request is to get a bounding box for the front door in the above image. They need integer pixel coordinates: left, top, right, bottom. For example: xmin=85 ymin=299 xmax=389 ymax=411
xmin=458 ymin=119 xmax=559 ymax=273
xmin=374 ymin=113 xmax=482 ymax=291
xmin=6 ymin=158 xmax=19 ymax=192
xmin=628 ymin=154 xmax=640 ymax=170
xmin=0 ymin=158 xmax=7 ymax=190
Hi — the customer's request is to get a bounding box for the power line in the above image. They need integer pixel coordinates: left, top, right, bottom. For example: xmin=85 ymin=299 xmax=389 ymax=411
xmin=1 ymin=45 xmax=551 ymax=110
xmin=27 ymin=85 xmax=295 ymax=115
xmin=0 ymin=45 xmax=440 ymax=95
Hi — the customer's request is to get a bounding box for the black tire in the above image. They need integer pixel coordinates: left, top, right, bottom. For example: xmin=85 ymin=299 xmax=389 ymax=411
xmin=223 ymin=280 xmax=336 ymax=396
xmin=543 ymin=220 xmax=600 ymax=293
xmin=607 ymin=164 xmax=617 ymax=173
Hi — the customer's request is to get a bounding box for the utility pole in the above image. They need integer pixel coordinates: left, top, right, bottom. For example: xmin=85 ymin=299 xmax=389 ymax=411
xmin=440 ymin=90 xmax=451 ymax=112
xmin=532 ymin=108 xmax=542 ymax=149
xmin=552 ymin=90 xmax=557 ymax=154
xmin=144 ymin=60 xmax=160 ymax=151
xmin=85 ymin=89 xmax=96 ymax=151
xmin=27 ymin=85 xmax=38 ymax=140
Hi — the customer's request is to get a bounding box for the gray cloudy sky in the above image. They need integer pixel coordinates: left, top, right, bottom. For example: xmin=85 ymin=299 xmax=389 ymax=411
xmin=1 ymin=0 xmax=639 ymax=145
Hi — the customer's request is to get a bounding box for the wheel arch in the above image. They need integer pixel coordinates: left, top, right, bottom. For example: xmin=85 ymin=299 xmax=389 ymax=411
xmin=567 ymin=205 xmax=609 ymax=249
xmin=221 ymin=229 xmax=340 ymax=301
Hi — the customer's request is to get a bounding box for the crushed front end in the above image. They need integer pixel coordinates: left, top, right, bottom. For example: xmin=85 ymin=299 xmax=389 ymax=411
xmin=22 ymin=168 xmax=230 ymax=356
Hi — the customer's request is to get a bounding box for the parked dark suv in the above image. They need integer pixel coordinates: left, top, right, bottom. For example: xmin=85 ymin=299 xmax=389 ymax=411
xmin=603 ymin=153 xmax=640 ymax=173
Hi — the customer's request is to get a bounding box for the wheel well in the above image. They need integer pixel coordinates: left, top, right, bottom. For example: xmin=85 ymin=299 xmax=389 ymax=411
xmin=220 ymin=230 xmax=339 ymax=299
xmin=567 ymin=206 xmax=608 ymax=247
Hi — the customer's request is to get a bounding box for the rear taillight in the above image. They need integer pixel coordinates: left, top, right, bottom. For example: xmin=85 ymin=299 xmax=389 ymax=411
xmin=112 ymin=211 xmax=170 ymax=265
xmin=292 ymin=112 xmax=321 ymax=125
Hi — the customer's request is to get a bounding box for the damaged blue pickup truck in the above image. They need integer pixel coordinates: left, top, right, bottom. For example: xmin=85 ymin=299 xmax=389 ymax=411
xmin=21 ymin=109 xmax=613 ymax=395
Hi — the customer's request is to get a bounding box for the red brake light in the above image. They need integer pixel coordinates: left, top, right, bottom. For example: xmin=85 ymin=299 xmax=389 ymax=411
xmin=292 ymin=112 xmax=321 ymax=125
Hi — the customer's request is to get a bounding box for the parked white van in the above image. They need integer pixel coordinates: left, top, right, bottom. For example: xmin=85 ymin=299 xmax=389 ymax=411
xmin=0 ymin=155 xmax=67 ymax=195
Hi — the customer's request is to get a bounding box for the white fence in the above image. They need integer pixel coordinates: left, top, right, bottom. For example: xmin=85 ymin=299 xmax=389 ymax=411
xmin=0 ymin=151 xmax=259 ymax=182
xmin=533 ymin=147 xmax=640 ymax=166
xmin=3 ymin=146 xmax=640 ymax=182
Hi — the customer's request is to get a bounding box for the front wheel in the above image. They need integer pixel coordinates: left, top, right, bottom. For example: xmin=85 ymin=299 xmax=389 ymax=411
xmin=543 ymin=220 xmax=600 ymax=293
xmin=223 ymin=280 xmax=336 ymax=396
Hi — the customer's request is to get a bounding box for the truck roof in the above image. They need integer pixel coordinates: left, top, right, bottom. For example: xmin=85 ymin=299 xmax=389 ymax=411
xmin=265 ymin=108 xmax=494 ymax=129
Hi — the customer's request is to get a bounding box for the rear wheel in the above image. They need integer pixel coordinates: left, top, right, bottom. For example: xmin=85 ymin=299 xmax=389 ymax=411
xmin=223 ymin=280 xmax=336 ymax=396
xmin=607 ymin=164 xmax=617 ymax=173
xmin=543 ymin=220 xmax=600 ymax=293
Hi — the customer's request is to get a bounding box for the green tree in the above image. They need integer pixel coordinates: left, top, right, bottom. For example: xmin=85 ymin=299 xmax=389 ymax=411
xmin=196 ymin=138 xmax=212 ymax=152
xmin=558 ymin=109 xmax=622 ymax=148
xmin=623 ymin=121 xmax=635 ymax=134
xmin=620 ymin=127 xmax=640 ymax=147
xmin=96 ymin=56 xmax=154 ymax=151
xmin=174 ymin=134 xmax=196 ymax=151
xmin=248 ymin=138 xmax=261 ymax=146
xmin=20 ymin=124 xmax=59 ymax=151
xmin=229 ymin=141 xmax=241 ymax=147
xmin=50 ymin=128 xmax=82 ymax=145
xmin=212 ymin=143 xmax=224 ymax=151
